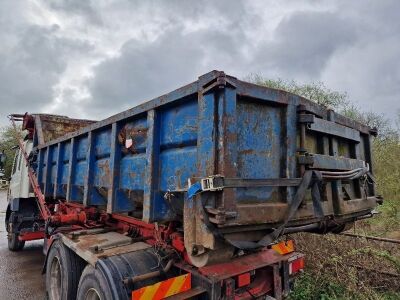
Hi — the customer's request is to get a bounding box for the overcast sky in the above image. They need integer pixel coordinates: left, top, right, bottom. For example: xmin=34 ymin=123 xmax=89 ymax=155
xmin=1 ymin=0 xmax=399 ymax=125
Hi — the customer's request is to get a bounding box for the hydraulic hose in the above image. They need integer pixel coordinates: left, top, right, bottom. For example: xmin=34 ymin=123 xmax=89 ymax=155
xmin=320 ymin=166 xmax=369 ymax=181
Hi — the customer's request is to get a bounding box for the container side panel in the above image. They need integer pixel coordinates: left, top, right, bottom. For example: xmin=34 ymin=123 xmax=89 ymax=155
xmin=160 ymin=97 xmax=198 ymax=148
xmin=115 ymin=116 xmax=148 ymax=213
xmin=159 ymin=97 xmax=198 ymax=188
xmin=197 ymin=92 xmax=216 ymax=177
xmin=85 ymin=128 xmax=111 ymax=206
xmin=236 ymin=99 xmax=283 ymax=203
xmin=49 ymin=164 xmax=56 ymax=196
xmin=93 ymin=158 xmax=111 ymax=188
xmin=76 ymin=136 xmax=88 ymax=161
xmin=120 ymin=117 xmax=148 ymax=153
xmin=49 ymin=144 xmax=58 ymax=196
xmin=159 ymin=146 xmax=197 ymax=191
xmin=119 ymin=155 xmax=146 ymax=190
xmin=72 ymin=160 xmax=86 ymax=202
xmin=70 ymin=136 xmax=89 ymax=202
xmin=66 ymin=138 xmax=76 ymax=201
xmin=94 ymin=128 xmax=111 ymax=158
xmin=60 ymin=159 xmax=70 ymax=198
xmin=58 ymin=141 xmax=71 ymax=199
xmin=118 ymin=154 xmax=145 ymax=212
xmin=62 ymin=141 xmax=71 ymax=161
xmin=156 ymin=99 xmax=199 ymax=221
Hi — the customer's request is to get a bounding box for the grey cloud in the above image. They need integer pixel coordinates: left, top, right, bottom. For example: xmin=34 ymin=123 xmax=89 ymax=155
xmin=320 ymin=0 xmax=400 ymax=120
xmin=0 ymin=0 xmax=399 ymax=126
xmin=44 ymin=0 xmax=103 ymax=25
xmin=254 ymin=11 xmax=357 ymax=79
xmin=86 ymin=24 xmax=247 ymax=118
xmin=0 ymin=22 xmax=93 ymax=122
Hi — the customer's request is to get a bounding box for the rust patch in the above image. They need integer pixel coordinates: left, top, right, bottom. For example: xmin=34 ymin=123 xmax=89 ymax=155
xmin=34 ymin=114 xmax=95 ymax=145
xmin=118 ymin=124 xmax=148 ymax=154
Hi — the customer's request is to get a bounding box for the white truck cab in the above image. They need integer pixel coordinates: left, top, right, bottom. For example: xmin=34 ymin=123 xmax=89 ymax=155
xmin=8 ymin=140 xmax=33 ymax=201
xmin=6 ymin=139 xmax=38 ymax=251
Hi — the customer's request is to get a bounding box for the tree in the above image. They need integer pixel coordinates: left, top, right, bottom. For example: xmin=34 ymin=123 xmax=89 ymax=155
xmin=340 ymin=104 xmax=397 ymax=140
xmin=0 ymin=125 xmax=21 ymax=178
xmin=246 ymin=74 xmax=349 ymax=108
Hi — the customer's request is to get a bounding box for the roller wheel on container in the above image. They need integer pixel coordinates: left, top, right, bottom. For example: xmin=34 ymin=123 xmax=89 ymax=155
xmin=76 ymin=265 xmax=113 ymax=300
xmin=7 ymin=232 xmax=25 ymax=251
xmin=46 ymin=240 xmax=86 ymax=300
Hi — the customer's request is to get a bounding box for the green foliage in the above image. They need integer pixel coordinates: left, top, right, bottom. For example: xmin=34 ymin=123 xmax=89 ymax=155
xmin=0 ymin=125 xmax=21 ymax=178
xmin=288 ymin=273 xmax=353 ymax=300
xmin=349 ymin=247 xmax=400 ymax=273
xmin=246 ymin=74 xmax=349 ymax=108
xmin=372 ymin=135 xmax=400 ymax=227
xmin=341 ymin=104 xmax=397 ymax=139
xmin=340 ymin=105 xmax=400 ymax=234
xmin=289 ymin=271 xmax=399 ymax=300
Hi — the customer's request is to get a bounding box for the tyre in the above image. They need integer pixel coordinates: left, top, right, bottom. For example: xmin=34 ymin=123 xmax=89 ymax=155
xmin=6 ymin=209 xmax=25 ymax=251
xmin=7 ymin=232 xmax=25 ymax=251
xmin=46 ymin=240 xmax=86 ymax=300
xmin=77 ymin=265 xmax=113 ymax=300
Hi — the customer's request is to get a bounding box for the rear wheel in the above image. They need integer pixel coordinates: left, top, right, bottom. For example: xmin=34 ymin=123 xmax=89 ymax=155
xmin=77 ymin=265 xmax=113 ymax=300
xmin=46 ymin=240 xmax=86 ymax=300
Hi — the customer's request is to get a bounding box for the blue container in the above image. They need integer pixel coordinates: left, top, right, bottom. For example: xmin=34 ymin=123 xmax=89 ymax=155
xmin=33 ymin=71 xmax=378 ymax=253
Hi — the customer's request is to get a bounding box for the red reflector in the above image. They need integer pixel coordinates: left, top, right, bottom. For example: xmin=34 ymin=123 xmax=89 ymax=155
xmin=289 ymin=257 xmax=304 ymax=275
xmin=237 ymin=272 xmax=251 ymax=287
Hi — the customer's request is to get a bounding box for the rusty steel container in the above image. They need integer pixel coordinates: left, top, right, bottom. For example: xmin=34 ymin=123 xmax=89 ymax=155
xmin=31 ymin=71 xmax=379 ymax=266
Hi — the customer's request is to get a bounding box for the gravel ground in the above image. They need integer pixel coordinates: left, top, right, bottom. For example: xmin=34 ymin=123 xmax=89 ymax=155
xmin=0 ymin=189 xmax=45 ymax=299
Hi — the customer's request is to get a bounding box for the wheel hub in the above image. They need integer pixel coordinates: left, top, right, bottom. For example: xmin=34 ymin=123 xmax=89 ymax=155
xmin=85 ymin=288 xmax=101 ymax=300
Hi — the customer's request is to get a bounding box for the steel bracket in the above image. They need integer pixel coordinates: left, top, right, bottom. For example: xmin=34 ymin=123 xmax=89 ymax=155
xmin=298 ymin=113 xmax=315 ymax=124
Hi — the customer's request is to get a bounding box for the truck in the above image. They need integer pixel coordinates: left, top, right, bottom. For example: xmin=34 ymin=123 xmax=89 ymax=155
xmin=5 ymin=70 xmax=380 ymax=300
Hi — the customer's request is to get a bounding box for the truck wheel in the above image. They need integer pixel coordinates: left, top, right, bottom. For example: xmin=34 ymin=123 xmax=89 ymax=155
xmin=46 ymin=240 xmax=86 ymax=300
xmin=77 ymin=265 xmax=113 ymax=300
xmin=8 ymin=233 xmax=25 ymax=251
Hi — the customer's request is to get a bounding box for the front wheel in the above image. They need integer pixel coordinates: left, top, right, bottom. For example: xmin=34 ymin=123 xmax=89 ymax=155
xmin=8 ymin=232 xmax=25 ymax=251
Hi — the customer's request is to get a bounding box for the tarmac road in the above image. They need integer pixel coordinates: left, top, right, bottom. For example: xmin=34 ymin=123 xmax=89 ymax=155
xmin=0 ymin=189 xmax=45 ymax=299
